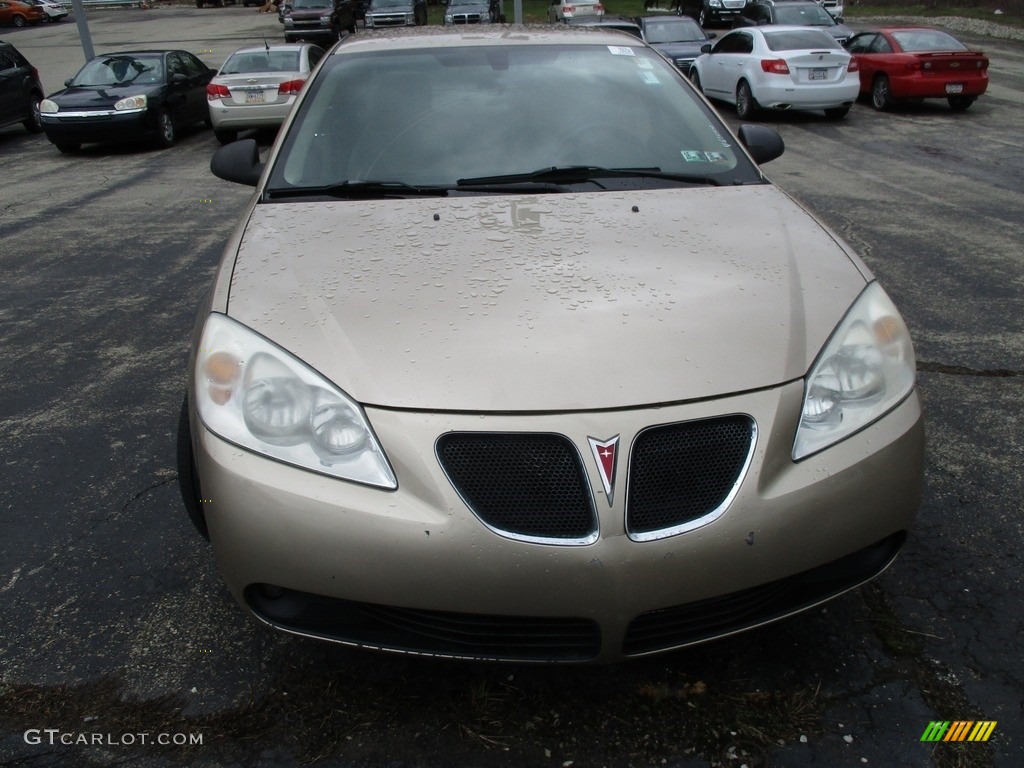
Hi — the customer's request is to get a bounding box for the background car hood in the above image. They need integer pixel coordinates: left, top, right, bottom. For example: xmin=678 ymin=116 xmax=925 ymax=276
xmin=652 ymin=41 xmax=708 ymax=58
xmin=52 ymin=84 xmax=161 ymax=107
xmin=226 ymin=185 xmax=867 ymax=411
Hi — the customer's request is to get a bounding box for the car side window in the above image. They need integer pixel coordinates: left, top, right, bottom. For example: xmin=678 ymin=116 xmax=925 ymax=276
xmin=845 ymin=34 xmax=873 ymax=54
xmin=869 ymin=36 xmax=893 ymax=54
xmin=711 ymin=34 xmax=736 ymax=54
xmin=308 ymin=47 xmax=325 ymax=68
xmin=181 ymin=52 xmax=207 ymax=76
xmin=0 ymin=51 xmax=14 ymax=74
xmin=734 ymin=32 xmax=753 ymax=55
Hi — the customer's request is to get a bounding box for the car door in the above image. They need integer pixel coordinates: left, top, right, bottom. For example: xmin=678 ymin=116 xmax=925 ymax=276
xmin=704 ymin=31 xmax=751 ymax=100
xmin=0 ymin=49 xmax=18 ymax=127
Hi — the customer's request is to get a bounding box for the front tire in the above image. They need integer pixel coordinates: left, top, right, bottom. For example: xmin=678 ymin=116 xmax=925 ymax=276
xmin=12 ymin=13 xmax=27 ymax=26
xmin=24 ymin=94 xmax=43 ymax=133
xmin=871 ymin=75 xmax=891 ymax=111
xmin=155 ymin=109 xmax=176 ymax=148
xmin=177 ymin=394 xmax=210 ymax=540
xmin=735 ymin=80 xmax=758 ymax=120
xmin=948 ymin=95 xmax=976 ymax=111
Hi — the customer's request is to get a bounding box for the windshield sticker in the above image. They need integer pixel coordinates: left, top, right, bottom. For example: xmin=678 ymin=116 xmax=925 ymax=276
xmin=636 ymin=58 xmax=654 ymax=70
xmin=705 ymin=151 xmax=729 ymax=163
xmin=608 ymin=46 xmax=636 ymax=56
xmin=681 ymin=150 xmax=703 ymax=162
xmin=639 ymin=70 xmax=661 ymax=85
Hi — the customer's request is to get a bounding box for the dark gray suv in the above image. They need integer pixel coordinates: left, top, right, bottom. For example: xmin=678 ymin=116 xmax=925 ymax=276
xmin=282 ymin=0 xmax=356 ymax=42
xmin=0 ymin=41 xmax=43 ymax=135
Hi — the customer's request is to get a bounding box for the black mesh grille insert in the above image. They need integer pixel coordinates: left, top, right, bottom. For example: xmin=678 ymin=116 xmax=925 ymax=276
xmin=627 ymin=416 xmax=754 ymax=536
xmin=437 ymin=433 xmax=596 ymax=541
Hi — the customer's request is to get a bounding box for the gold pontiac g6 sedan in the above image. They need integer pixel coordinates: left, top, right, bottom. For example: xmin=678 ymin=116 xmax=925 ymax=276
xmin=179 ymin=28 xmax=924 ymax=663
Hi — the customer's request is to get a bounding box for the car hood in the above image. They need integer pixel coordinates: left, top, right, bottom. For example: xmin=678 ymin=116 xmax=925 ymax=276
xmin=226 ymin=185 xmax=867 ymax=411
xmin=447 ymin=2 xmax=489 ymax=12
xmin=51 ymin=84 xmax=162 ymax=107
xmin=651 ymin=41 xmax=709 ymax=58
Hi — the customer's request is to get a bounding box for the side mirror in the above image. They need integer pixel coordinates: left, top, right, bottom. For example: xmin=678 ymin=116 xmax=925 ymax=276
xmin=700 ymin=43 xmax=712 ymax=54
xmin=211 ymin=139 xmax=264 ymax=186
xmin=836 ymin=15 xmax=844 ymax=22
xmin=738 ymin=124 xmax=784 ymax=165
xmin=707 ymin=31 xmax=716 ymax=39
xmin=172 ymin=73 xmax=188 ymax=83
xmin=65 ymin=77 xmax=74 ymax=87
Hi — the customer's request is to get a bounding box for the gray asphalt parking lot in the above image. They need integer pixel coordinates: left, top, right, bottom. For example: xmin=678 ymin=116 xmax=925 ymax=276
xmin=1 ymin=9 xmax=1022 ymax=767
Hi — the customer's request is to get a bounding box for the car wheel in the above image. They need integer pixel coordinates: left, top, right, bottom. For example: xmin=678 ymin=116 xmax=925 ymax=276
xmin=215 ymin=128 xmax=238 ymax=145
xmin=55 ymin=142 xmax=80 ymax=154
xmin=13 ymin=13 xmax=27 ymax=25
xmin=155 ymin=109 xmax=176 ymax=148
xmin=177 ymin=393 xmax=210 ymax=541
xmin=948 ymin=95 xmax=976 ymax=112
xmin=689 ymin=69 xmax=702 ymax=93
xmin=824 ymin=105 xmax=850 ymax=119
xmin=735 ymin=80 xmax=758 ymax=120
xmin=24 ymin=94 xmax=44 ymax=133
xmin=870 ymin=75 xmax=891 ymax=111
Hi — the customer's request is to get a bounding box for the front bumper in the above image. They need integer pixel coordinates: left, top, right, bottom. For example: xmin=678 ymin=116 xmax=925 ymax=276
xmin=194 ymin=381 xmax=924 ymax=663
xmin=41 ymin=108 xmax=153 ymax=144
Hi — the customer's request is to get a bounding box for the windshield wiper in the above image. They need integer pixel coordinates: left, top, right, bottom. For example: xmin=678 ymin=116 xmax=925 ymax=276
xmin=457 ymin=166 xmax=725 ymax=188
xmin=266 ymin=180 xmax=452 ymax=200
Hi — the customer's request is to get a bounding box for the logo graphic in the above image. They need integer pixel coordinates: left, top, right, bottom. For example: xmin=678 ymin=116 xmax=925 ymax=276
xmin=588 ymin=435 xmax=619 ymax=506
xmin=920 ymin=721 xmax=997 ymax=742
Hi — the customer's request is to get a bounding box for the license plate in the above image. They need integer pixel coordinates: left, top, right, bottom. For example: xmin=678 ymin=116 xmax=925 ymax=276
xmin=945 ymin=83 xmax=964 ymax=94
xmin=810 ymin=68 xmax=827 ymax=81
xmin=245 ymin=91 xmax=266 ymax=104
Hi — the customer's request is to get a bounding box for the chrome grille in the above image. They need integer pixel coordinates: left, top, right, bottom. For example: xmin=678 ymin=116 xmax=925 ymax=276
xmin=437 ymin=433 xmax=597 ymax=544
xmin=626 ymin=415 xmax=755 ymax=540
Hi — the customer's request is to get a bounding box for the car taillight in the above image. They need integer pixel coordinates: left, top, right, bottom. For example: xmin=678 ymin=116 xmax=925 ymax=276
xmin=848 ymin=59 xmax=859 ymax=73
xmin=278 ymin=79 xmax=306 ymax=95
xmin=760 ymin=59 xmax=790 ymax=75
xmin=594 ymin=2 xmax=604 ymax=9
xmin=207 ymin=83 xmax=231 ymax=101
xmin=563 ymin=4 xmax=574 ymax=11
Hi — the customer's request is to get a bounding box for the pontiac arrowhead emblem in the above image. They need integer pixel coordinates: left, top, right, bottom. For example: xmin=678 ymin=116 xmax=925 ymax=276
xmin=588 ymin=435 xmax=620 ymax=506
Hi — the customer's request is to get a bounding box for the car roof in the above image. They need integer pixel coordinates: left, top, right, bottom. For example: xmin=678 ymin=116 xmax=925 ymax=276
xmin=332 ymin=27 xmax=653 ymax=54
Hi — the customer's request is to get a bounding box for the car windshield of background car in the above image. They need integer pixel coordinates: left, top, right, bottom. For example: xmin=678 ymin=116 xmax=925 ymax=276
xmin=645 ymin=19 xmax=705 ymax=44
xmin=292 ymin=0 xmax=332 ymax=9
xmin=269 ymin=44 xmax=761 ymax=193
xmin=72 ymin=55 xmax=162 ymax=86
xmin=775 ymin=5 xmax=834 ymax=26
xmin=763 ymin=29 xmax=841 ymax=51
xmin=222 ymin=50 xmax=301 ymax=74
xmin=372 ymin=0 xmax=412 ymax=8
xmin=891 ymin=30 xmax=967 ymax=52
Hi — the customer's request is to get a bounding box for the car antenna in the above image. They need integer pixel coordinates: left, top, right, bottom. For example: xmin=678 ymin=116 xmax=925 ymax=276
xmin=264 ymin=35 xmax=270 ymax=53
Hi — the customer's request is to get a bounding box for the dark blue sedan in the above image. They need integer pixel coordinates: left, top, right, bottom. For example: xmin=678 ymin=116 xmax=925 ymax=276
xmin=40 ymin=49 xmax=214 ymax=153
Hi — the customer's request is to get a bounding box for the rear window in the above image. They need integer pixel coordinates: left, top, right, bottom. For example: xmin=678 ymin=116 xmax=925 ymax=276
xmin=891 ymin=30 xmax=967 ymax=53
xmin=763 ymin=29 xmax=841 ymax=51
xmin=222 ymin=50 xmax=301 ymax=74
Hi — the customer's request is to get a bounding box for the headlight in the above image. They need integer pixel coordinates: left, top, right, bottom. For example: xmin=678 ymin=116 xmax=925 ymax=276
xmin=284 ymin=17 xmax=295 ymax=25
xmin=194 ymin=313 xmax=397 ymax=489
xmin=709 ymin=0 xmax=722 ymax=7
xmin=793 ymin=282 xmax=915 ymax=460
xmin=40 ymin=99 xmax=59 ymax=114
xmin=320 ymin=13 xmax=330 ymax=20
xmin=114 ymin=94 xmax=147 ymax=111
xmin=444 ymin=13 xmax=452 ymax=22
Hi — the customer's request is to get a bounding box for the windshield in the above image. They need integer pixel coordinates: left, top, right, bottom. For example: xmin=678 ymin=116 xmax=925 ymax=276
xmin=645 ymin=19 xmax=705 ymax=44
xmin=371 ymin=0 xmax=413 ymax=8
xmin=269 ymin=44 xmax=759 ymax=192
xmin=292 ymin=0 xmax=332 ymax=9
xmin=221 ymin=50 xmax=301 ymax=75
xmin=72 ymin=55 xmax=164 ymax=86
xmin=775 ymin=5 xmax=835 ymax=25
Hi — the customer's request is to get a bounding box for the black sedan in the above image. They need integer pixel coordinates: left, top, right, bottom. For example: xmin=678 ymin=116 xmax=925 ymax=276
xmin=634 ymin=15 xmax=715 ymax=75
xmin=40 ymin=50 xmax=214 ymax=153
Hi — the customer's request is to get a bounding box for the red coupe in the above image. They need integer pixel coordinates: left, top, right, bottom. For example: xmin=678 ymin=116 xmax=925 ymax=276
xmin=844 ymin=27 xmax=989 ymax=111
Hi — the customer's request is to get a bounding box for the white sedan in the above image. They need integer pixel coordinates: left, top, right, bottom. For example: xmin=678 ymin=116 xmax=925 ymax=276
xmin=690 ymin=26 xmax=860 ymax=119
